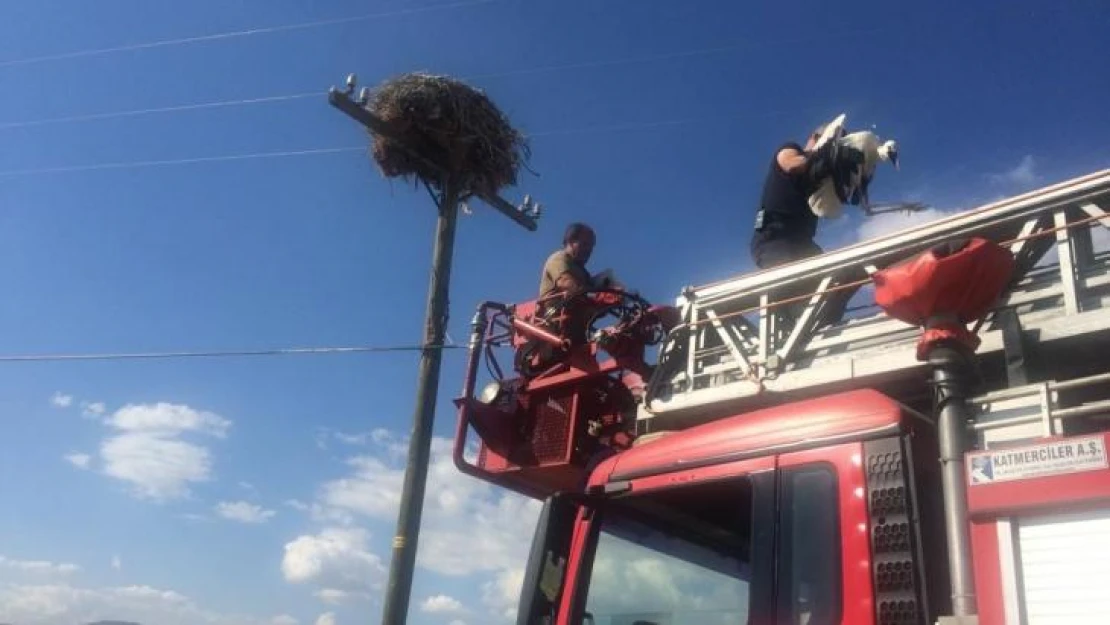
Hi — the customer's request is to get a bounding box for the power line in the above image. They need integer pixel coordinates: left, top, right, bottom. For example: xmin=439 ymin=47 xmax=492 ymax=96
xmin=0 ymin=113 xmax=770 ymax=177
xmin=0 ymin=93 xmax=319 ymax=131
xmin=0 ymin=108 xmax=809 ymax=178
xmin=0 ymin=0 xmax=499 ymax=68
xmin=9 ymin=215 xmax=1102 ymax=363
xmin=0 ymin=24 xmax=888 ymax=132
xmin=0 ymin=146 xmax=363 ymax=178
xmin=0 ymin=343 xmax=467 ymax=363
xmin=0 ymin=43 xmax=748 ymax=132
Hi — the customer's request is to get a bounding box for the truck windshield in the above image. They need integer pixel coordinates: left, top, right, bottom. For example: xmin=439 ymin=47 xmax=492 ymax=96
xmin=582 ymin=478 xmax=752 ymax=625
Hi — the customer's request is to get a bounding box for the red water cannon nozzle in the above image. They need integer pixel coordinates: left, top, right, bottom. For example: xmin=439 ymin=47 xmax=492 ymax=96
xmin=873 ymin=237 xmax=1016 ymax=360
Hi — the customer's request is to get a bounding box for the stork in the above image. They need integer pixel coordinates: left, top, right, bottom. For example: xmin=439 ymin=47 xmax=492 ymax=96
xmin=806 ymin=113 xmax=900 ymax=218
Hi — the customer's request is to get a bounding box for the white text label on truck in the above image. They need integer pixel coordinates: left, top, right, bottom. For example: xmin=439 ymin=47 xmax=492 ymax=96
xmin=966 ymin=435 xmax=1108 ymax=485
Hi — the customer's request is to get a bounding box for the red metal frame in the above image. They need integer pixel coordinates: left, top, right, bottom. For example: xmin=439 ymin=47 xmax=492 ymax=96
xmin=453 ymin=294 xmax=675 ymax=499
xmin=561 ymin=455 xmax=775 ymax=625
xmin=566 ymin=436 xmax=879 ymax=625
xmin=970 ymin=521 xmax=1005 ymax=625
xmin=554 ymin=505 xmax=597 ymax=625
xmin=780 ymin=442 xmax=876 ymax=625
xmin=600 ymin=454 xmax=776 ymax=492
xmin=590 ymin=388 xmax=904 ymax=483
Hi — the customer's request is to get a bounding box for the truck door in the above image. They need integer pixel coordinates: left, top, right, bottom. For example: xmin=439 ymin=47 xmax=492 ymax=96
xmin=515 ymin=455 xmax=851 ymax=625
xmin=769 ymin=463 xmax=843 ymax=625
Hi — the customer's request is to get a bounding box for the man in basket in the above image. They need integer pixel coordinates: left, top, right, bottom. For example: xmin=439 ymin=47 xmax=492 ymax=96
xmin=537 ymin=223 xmax=631 ymax=342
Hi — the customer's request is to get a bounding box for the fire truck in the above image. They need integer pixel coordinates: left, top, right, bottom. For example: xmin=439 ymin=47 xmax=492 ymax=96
xmin=451 ymin=169 xmax=1110 ymax=625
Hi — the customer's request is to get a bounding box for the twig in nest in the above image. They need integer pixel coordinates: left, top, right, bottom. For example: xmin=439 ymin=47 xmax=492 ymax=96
xmin=366 ymin=72 xmax=531 ymax=197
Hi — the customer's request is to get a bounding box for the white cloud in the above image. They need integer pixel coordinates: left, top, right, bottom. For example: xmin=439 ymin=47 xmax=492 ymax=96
xmin=81 ymin=400 xmax=107 ymax=419
xmin=296 ymin=435 xmax=541 ymax=622
xmin=334 ymin=431 xmax=369 ymax=445
xmin=281 ymin=527 xmax=385 ymax=598
xmin=97 ymin=402 xmax=231 ymax=501
xmin=481 ymin=568 xmax=525 ymax=621
xmin=448 ymin=620 xmax=467 ymax=625
xmin=215 ymin=501 xmax=276 ymax=524
xmin=315 ymin=427 xmax=407 ymax=457
xmin=101 ymin=432 xmax=214 ymax=501
xmin=421 ymin=594 xmax=466 ymax=614
xmin=63 ymin=452 xmax=92 ymax=470
xmin=314 ymin=612 xmax=337 ymax=625
xmin=0 ymin=555 xmax=80 ymax=575
xmin=112 ymin=554 xmax=122 ymax=571
xmin=319 ymin=456 xmax=403 ymax=519
xmin=50 ymin=392 xmax=73 ymax=408
xmin=0 ymin=582 xmax=290 ymax=625
xmin=108 ymin=402 xmax=231 ymax=437
xmin=284 ymin=498 xmax=355 ymax=526
xmin=857 ymin=206 xmax=958 ymax=243
xmin=272 ymin=616 xmax=298 ymax=625
xmin=988 ymin=154 xmax=1040 ymax=187
xmin=369 ymin=428 xmax=410 ymax=459
xmin=314 ymin=588 xmax=350 ymax=605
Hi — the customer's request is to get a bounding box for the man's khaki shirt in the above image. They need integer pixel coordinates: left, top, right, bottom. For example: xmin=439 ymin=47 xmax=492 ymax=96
xmin=539 ymin=250 xmax=590 ymax=298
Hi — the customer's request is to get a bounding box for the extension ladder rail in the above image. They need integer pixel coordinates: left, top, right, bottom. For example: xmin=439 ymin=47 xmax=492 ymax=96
xmin=640 ymin=169 xmax=1110 ymax=429
xmin=971 ymin=372 xmax=1110 ymax=450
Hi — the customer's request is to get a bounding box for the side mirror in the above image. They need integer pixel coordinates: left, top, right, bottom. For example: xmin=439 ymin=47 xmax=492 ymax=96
xmin=517 ymin=492 xmax=582 ymax=625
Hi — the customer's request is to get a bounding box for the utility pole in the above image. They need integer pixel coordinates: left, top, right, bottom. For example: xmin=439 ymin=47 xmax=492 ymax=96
xmin=328 ymin=74 xmax=539 ymax=625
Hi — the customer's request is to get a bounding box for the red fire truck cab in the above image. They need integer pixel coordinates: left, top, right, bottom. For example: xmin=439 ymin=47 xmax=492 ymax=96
xmin=453 ymin=170 xmax=1110 ymax=625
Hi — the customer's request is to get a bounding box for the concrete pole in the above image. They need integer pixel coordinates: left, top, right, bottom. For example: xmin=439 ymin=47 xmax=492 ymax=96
xmin=379 ymin=179 xmax=460 ymax=625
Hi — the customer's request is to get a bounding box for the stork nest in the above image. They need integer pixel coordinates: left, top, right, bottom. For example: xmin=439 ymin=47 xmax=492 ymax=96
xmin=366 ymin=72 xmax=531 ymax=197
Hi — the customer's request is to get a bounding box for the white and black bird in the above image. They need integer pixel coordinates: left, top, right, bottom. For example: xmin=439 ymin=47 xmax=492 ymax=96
xmin=807 ymin=114 xmax=900 ymax=218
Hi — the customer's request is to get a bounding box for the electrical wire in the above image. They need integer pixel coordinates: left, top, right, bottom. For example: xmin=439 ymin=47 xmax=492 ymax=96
xmin=0 ymin=146 xmax=363 ymax=178
xmin=1 ymin=217 xmax=1100 ymax=365
xmin=0 ymin=112 xmax=771 ymax=178
xmin=0 ymin=343 xmax=466 ymax=364
xmin=0 ymin=99 xmax=830 ymax=178
xmin=0 ymin=93 xmax=319 ymax=131
xmin=0 ymin=25 xmax=886 ymax=132
xmin=0 ymin=0 xmax=499 ymax=68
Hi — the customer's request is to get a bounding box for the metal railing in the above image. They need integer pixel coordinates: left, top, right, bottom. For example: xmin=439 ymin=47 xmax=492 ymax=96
xmin=643 ymin=169 xmax=1110 ymax=424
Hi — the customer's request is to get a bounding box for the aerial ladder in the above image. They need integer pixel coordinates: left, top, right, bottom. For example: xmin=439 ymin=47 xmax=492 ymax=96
xmin=453 ymin=168 xmax=1110 ymax=625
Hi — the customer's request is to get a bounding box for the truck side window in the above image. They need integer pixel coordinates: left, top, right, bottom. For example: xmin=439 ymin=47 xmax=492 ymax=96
xmin=778 ymin=465 xmax=841 ymax=625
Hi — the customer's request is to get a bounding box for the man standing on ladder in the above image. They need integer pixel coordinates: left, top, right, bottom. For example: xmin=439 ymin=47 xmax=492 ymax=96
xmin=750 ymin=123 xmax=866 ymax=328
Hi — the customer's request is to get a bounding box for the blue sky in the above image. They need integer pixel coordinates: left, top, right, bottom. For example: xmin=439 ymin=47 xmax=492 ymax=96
xmin=0 ymin=1 xmax=1107 ymax=624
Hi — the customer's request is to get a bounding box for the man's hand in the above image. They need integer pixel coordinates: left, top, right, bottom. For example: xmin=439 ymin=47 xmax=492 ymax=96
xmin=555 ymin=272 xmax=587 ymax=293
xmin=592 ymin=269 xmax=626 ymax=291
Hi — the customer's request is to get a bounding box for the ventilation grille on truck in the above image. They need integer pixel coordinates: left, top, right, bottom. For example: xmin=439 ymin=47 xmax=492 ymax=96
xmin=864 ymin=437 xmax=926 ymax=625
xmin=529 ymin=391 xmax=574 ymax=464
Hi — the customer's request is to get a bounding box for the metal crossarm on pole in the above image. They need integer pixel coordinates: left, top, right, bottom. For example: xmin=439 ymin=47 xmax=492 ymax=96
xmin=326 ymin=74 xmax=537 ymax=625
xmin=327 ymin=85 xmax=539 ymax=232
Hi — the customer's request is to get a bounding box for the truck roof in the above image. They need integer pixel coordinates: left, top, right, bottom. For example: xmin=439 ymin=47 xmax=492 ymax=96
xmin=592 ymin=388 xmax=911 ymax=484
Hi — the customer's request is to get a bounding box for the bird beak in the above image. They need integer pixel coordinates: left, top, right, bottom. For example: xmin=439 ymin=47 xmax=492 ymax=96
xmin=889 ymin=151 xmax=900 ymax=171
